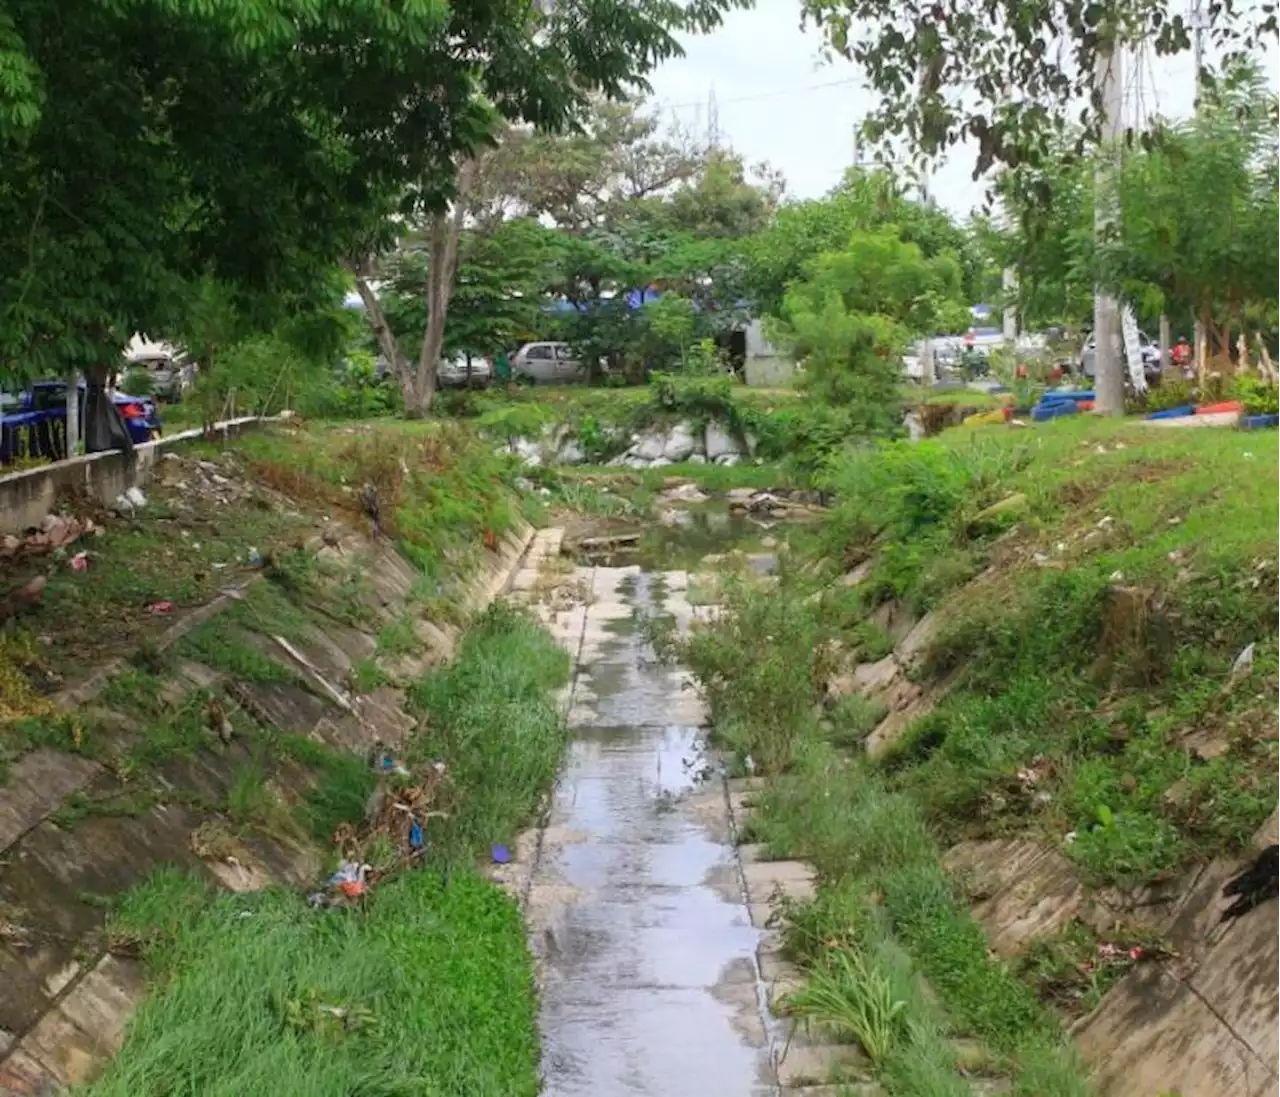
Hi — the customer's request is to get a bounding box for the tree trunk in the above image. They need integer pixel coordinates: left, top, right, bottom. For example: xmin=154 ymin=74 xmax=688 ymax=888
xmin=414 ymin=159 xmax=478 ymax=416
xmin=352 ymin=271 xmax=409 ymax=385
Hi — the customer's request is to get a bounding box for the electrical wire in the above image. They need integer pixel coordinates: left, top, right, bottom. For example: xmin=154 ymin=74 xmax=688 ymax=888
xmin=657 ymin=75 xmax=866 ymax=112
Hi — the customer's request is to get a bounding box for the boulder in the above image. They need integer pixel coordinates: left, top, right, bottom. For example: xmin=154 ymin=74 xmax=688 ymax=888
xmin=704 ymin=421 xmax=742 ymax=461
xmin=715 ymin=453 xmax=741 ymax=466
xmin=660 ymin=482 xmax=710 ymax=504
xmin=633 ymin=432 xmax=667 ymax=461
xmin=649 ymin=456 xmax=672 ymax=468
xmin=512 ymin=437 xmax=543 ymax=467
xmin=726 ymin=487 xmax=757 ymax=505
xmin=557 ymin=440 xmax=585 ymax=465
xmin=662 ymin=422 xmax=698 ymax=462
xmin=687 ymin=453 xmax=707 ymax=464
xmin=623 ymin=456 xmax=650 ymax=469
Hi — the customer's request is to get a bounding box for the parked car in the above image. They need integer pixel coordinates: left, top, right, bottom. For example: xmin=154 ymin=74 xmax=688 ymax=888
xmin=437 ymin=354 xmax=492 ymax=388
xmin=1 ymin=380 xmax=162 ymax=465
xmin=123 ymin=344 xmax=195 ymax=402
xmin=1078 ymin=331 xmax=1161 ymax=382
xmin=511 ymin=342 xmax=587 ymax=383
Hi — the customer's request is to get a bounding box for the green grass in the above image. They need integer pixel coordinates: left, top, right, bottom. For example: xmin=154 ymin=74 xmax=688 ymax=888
xmin=86 ymin=602 xmax=570 ymax=1095
xmin=84 ymin=867 xmax=540 ymax=1097
xmin=276 ymin=734 xmax=378 ymax=843
xmin=408 ymin=602 xmax=570 ymax=857
xmin=679 ymin=572 xmax=1078 ymax=1079
xmin=176 ymin=625 xmax=296 ymax=684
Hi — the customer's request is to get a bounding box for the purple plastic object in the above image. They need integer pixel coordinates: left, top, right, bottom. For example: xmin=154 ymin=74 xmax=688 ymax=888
xmin=491 ymin=843 xmax=512 ymax=865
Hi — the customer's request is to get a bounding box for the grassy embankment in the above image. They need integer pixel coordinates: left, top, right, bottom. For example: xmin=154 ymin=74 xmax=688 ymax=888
xmin=678 ymin=415 xmax=1277 ymax=1095
xmin=82 ymin=606 xmax=569 ymax=1097
xmin=0 ymin=420 xmax=567 ymax=1095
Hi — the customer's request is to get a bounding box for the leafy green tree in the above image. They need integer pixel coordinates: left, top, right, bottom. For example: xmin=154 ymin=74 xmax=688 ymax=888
xmin=0 ymin=0 xmax=746 ymax=414
xmin=770 ymin=228 xmax=969 ymax=420
xmin=745 ymin=167 xmax=988 ymax=318
xmin=1102 ymin=65 xmax=1278 ymax=351
xmin=799 ymin=0 xmax=1273 ymax=178
xmin=994 ymin=151 xmax=1096 ymax=329
xmin=378 ymin=218 xmax=561 ymax=364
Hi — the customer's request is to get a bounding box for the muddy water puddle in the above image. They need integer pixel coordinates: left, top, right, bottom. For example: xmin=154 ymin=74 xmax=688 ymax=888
xmin=571 ymin=504 xmax=779 ymax=572
xmin=528 ymin=564 xmax=779 ymax=1096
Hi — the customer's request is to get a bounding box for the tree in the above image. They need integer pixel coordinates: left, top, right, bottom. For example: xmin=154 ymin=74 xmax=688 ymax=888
xmin=1101 ymin=65 xmax=1278 ymax=351
xmin=770 ymin=228 xmax=969 ymax=421
xmin=994 ymin=150 xmax=1096 ymax=329
xmin=0 ymin=0 xmax=746 ymax=412
xmin=745 ymin=167 xmax=986 ymax=317
xmin=377 ymin=217 xmax=561 ymax=363
xmin=799 ymin=0 xmax=1275 ymax=180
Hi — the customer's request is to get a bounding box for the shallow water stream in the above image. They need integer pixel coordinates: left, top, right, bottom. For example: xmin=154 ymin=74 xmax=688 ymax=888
xmin=526 ymin=559 xmax=781 ymax=1096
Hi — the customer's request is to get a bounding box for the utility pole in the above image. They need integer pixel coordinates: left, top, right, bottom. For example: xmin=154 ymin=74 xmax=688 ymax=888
xmin=1190 ymin=0 xmax=1208 ymax=363
xmin=1002 ymin=268 xmax=1018 ymax=344
xmin=1092 ymin=42 xmax=1125 ymax=415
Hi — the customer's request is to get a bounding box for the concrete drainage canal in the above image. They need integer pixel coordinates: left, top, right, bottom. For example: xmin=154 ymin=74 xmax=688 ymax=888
xmin=510 ymin=519 xmax=796 ymax=1097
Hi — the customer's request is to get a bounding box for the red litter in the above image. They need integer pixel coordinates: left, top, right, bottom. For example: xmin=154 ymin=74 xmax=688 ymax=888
xmin=147 ymin=601 xmax=175 ymax=614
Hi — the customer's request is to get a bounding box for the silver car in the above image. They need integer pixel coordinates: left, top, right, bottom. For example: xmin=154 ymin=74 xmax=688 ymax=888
xmin=511 ymin=342 xmax=586 ymax=383
xmin=124 ymin=350 xmax=195 ymax=402
xmin=438 ymin=354 xmax=492 ymax=388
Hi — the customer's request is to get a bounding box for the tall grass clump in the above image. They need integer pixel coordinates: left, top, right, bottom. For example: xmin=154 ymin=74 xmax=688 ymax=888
xmin=680 ymin=570 xmax=832 ymax=774
xmin=85 ymin=868 xmax=540 ymax=1097
xmin=408 ymin=602 xmax=570 ymax=857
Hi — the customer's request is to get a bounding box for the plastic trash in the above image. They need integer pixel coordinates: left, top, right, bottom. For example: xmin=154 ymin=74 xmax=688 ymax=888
xmin=1147 ymin=405 xmax=1196 ymax=420
xmin=409 ymin=819 xmax=424 ymax=852
xmin=247 ymin=547 xmax=264 ymax=566
xmin=327 ymin=860 xmax=370 ymax=899
xmin=70 ymin=552 xmax=89 ymax=571
xmin=491 ymin=844 xmax=512 ymax=865
xmin=147 ymin=600 xmax=174 ymax=614
xmin=1242 ymin=413 xmax=1280 ymax=430
xmin=1230 ymin=642 xmax=1255 ymax=682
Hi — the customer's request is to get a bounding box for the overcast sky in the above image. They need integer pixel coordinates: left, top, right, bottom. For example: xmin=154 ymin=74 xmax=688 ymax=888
xmin=647 ymin=0 xmax=1277 ymax=219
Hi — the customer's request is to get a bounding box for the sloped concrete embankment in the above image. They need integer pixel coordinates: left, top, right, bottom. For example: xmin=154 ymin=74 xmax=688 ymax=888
xmin=824 ymin=585 xmax=1279 ymax=1097
xmin=0 ymin=521 xmax=534 ymax=1095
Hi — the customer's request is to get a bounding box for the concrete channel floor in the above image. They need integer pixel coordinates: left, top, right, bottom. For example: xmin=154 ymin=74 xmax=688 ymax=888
xmin=524 ymin=563 xmax=781 ymax=1097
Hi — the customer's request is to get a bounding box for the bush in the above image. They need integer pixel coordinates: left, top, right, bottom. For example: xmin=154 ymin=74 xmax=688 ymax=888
xmin=408 ymin=603 xmax=570 ymax=857
xmin=679 ymin=572 xmax=829 ymax=773
xmin=121 ymin=368 xmax=155 ymax=396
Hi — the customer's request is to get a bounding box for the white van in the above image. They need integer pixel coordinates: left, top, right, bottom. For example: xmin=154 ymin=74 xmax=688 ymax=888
xmin=511 ymin=342 xmax=586 ymax=383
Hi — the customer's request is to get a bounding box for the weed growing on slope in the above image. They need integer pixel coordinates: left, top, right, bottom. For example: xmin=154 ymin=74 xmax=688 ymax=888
xmin=783 ymin=946 xmax=908 ymax=1066
xmin=681 ymin=571 xmax=831 ymax=774
xmin=86 ymin=868 xmax=540 ymax=1097
xmin=176 ymin=625 xmax=296 ymax=685
xmin=275 ymin=734 xmax=377 ymax=844
xmin=408 ymin=602 xmax=570 ymax=858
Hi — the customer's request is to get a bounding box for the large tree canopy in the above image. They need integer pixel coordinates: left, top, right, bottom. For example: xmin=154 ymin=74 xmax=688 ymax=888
xmin=0 ymin=0 xmax=745 ymax=385
xmin=800 ymin=0 xmax=1277 ymax=178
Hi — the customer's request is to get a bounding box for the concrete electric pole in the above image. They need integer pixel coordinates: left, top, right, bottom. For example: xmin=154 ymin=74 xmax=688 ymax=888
xmin=1092 ymin=42 xmax=1125 ymax=415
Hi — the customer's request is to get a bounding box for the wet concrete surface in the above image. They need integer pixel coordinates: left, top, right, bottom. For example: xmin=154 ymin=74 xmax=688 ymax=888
xmin=530 ymin=565 xmax=779 ymax=1097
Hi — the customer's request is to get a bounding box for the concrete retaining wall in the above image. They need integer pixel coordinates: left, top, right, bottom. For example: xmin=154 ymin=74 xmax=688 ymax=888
xmin=0 ymin=418 xmax=263 ymax=536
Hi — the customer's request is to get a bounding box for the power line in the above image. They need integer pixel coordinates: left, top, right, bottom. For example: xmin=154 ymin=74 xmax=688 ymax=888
xmin=659 ymin=76 xmax=865 ymax=113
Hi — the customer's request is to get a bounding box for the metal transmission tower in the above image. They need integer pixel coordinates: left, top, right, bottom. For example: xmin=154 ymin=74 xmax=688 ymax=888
xmin=706 ymin=87 xmax=720 ymax=151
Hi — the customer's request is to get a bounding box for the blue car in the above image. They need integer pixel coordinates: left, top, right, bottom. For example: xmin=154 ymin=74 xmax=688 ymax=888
xmin=1 ymin=380 xmax=162 ymax=465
